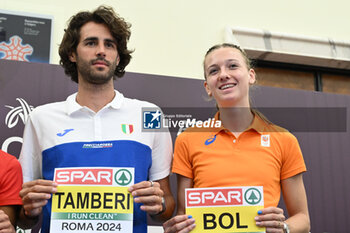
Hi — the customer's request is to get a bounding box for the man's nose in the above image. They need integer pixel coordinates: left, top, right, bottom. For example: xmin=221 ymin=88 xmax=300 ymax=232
xmin=96 ymin=43 xmax=106 ymax=57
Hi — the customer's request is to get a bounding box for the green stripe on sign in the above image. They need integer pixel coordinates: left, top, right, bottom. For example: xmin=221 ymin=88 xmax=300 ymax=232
xmin=51 ymin=212 xmax=133 ymax=221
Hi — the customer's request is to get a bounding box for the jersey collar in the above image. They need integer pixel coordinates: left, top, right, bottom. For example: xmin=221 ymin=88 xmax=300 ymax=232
xmin=214 ymin=111 xmax=269 ymax=135
xmin=66 ymin=90 xmax=125 ymax=115
xmin=245 ymin=114 xmax=269 ymax=135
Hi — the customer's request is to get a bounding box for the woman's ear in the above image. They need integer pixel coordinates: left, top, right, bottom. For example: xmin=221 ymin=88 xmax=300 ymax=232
xmin=248 ymin=68 xmax=256 ymax=85
xmin=204 ymin=81 xmax=212 ymax=97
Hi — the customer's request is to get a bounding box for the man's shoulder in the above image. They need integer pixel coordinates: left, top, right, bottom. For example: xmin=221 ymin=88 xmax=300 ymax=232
xmin=123 ymin=96 xmax=159 ymax=108
xmin=29 ymin=100 xmax=67 ymax=118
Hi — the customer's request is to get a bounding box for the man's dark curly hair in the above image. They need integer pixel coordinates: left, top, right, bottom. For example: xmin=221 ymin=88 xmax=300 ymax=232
xmin=59 ymin=5 xmax=132 ymax=83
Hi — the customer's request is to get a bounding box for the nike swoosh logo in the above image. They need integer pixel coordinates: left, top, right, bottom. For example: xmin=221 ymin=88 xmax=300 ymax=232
xmin=57 ymin=129 xmax=74 ymax=137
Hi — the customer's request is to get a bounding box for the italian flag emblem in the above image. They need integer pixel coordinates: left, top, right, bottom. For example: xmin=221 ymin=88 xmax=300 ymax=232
xmin=122 ymin=124 xmax=134 ymax=134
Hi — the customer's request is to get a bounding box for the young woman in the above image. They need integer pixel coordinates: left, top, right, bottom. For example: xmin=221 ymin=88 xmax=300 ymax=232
xmin=163 ymin=43 xmax=310 ymax=233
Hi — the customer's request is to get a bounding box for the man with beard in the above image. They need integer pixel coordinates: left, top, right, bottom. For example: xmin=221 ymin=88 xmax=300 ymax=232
xmin=18 ymin=6 xmax=174 ymax=233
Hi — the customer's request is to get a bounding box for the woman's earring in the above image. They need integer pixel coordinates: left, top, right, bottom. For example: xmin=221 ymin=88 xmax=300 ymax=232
xmin=204 ymin=92 xmax=213 ymax=101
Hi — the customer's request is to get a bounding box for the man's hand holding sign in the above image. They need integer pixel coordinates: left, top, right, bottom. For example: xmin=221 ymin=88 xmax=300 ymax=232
xmin=19 ymin=179 xmax=58 ymax=227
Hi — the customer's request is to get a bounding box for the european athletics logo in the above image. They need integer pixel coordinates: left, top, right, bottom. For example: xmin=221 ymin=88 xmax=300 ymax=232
xmin=143 ymin=109 xmax=162 ymax=129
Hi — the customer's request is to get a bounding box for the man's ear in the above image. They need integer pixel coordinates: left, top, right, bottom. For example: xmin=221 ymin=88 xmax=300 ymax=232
xmin=69 ymin=52 xmax=77 ymax=63
xmin=116 ymin=54 xmax=120 ymax=65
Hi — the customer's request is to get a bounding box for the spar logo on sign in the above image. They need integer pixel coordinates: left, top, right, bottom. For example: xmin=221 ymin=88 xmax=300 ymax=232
xmin=185 ymin=186 xmax=264 ymax=233
xmin=54 ymin=167 xmax=134 ymax=186
xmin=186 ymin=187 xmax=263 ymax=208
xmin=114 ymin=169 xmax=132 ymax=186
xmin=244 ymin=188 xmax=262 ymax=205
xmin=187 ymin=188 xmax=242 ymax=207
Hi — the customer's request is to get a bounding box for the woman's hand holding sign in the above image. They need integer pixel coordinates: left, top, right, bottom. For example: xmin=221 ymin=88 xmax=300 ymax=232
xmin=129 ymin=180 xmax=164 ymax=215
xmin=129 ymin=177 xmax=174 ymax=221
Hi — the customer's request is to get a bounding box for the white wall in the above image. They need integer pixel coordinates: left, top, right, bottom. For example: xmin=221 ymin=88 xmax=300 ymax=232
xmin=2 ymin=0 xmax=350 ymax=80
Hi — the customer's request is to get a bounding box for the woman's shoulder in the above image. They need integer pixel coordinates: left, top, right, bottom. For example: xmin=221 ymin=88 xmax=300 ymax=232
xmin=263 ymin=121 xmax=299 ymax=145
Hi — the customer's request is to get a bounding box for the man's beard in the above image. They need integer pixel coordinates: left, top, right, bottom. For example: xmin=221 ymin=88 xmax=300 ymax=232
xmin=76 ymin=56 xmax=118 ymax=85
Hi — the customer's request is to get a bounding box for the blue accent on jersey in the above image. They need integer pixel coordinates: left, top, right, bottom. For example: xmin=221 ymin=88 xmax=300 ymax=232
xmin=41 ymin=140 xmax=152 ymax=233
xmin=56 ymin=128 xmax=74 ymax=137
xmin=205 ymin=135 xmax=216 ymax=145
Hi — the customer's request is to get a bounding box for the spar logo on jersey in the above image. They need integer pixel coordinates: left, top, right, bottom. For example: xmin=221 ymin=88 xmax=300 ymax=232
xmin=5 ymin=98 xmax=34 ymax=129
xmin=143 ymin=109 xmax=162 ymax=129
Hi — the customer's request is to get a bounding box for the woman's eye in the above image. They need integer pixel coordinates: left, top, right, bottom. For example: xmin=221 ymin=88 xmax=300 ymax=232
xmin=209 ymin=69 xmax=218 ymax=75
xmin=229 ymin=64 xmax=237 ymax=69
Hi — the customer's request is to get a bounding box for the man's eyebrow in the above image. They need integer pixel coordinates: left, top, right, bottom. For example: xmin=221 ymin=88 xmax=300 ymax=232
xmin=104 ymin=38 xmax=117 ymax=44
xmin=83 ymin=37 xmax=98 ymax=42
xmin=82 ymin=37 xmax=117 ymax=44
